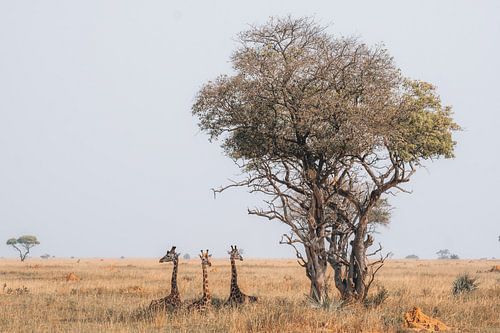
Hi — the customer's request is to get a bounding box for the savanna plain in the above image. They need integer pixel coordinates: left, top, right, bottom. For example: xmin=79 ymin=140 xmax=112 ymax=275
xmin=0 ymin=258 xmax=499 ymax=333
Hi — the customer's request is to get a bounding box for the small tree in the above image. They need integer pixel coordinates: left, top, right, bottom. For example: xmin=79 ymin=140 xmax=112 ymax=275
xmin=6 ymin=235 xmax=40 ymax=262
xmin=183 ymin=253 xmax=191 ymax=260
xmin=405 ymin=254 xmax=419 ymax=259
xmin=436 ymin=249 xmax=451 ymax=259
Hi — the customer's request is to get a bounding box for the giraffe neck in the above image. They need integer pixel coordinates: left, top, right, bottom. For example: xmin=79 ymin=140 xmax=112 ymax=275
xmin=230 ymin=258 xmax=240 ymax=292
xmin=201 ymin=262 xmax=210 ymax=301
xmin=170 ymin=257 xmax=179 ymax=295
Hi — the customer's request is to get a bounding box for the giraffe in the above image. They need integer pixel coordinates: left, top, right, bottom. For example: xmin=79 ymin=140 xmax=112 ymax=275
xmin=187 ymin=249 xmax=212 ymax=311
xmin=148 ymin=246 xmax=181 ymax=312
xmin=225 ymin=245 xmax=258 ymax=306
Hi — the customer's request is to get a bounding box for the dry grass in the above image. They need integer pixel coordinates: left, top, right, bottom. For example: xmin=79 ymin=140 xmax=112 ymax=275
xmin=0 ymin=258 xmax=499 ymax=332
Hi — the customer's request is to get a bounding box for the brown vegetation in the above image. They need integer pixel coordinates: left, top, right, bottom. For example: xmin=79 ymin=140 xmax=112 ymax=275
xmin=0 ymin=258 xmax=499 ymax=332
xmin=489 ymin=265 xmax=500 ymax=272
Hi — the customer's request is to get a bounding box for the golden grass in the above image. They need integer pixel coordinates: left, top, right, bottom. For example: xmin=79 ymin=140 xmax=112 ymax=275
xmin=0 ymin=258 xmax=499 ymax=332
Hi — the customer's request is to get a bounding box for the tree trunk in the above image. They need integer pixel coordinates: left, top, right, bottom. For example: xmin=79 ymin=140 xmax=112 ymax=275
xmin=305 ymin=244 xmax=328 ymax=303
xmin=309 ymin=272 xmax=327 ymax=302
xmin=344 ymin=216 xmax=369 ymax=302
xmin=350 ymin=231 xmax=367 ymax=301
xmin=304 ymin=168 xmax=329 ymax=303
xmin=21 ymin=248 xmax=29 ymax=262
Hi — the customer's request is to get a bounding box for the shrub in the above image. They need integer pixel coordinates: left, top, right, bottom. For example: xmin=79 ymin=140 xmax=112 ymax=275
xmin=306 ymin=293 xmax=344 ymax=311
xmin=364 ymin=286 xmax=389 ymax=308
xmin=452 ymin=273 xmax=479 ymax=295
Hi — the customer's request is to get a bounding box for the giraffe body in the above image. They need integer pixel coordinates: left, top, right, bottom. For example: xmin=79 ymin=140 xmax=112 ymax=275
xmin=187 ymin=250 xmax=212 ymax=311
xmin=225 ymin=245 xmax=258 ymax=306
xmin=149 ymin=246 xmax=181 ymax=312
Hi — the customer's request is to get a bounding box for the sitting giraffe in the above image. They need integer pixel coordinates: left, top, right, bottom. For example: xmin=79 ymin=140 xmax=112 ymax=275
xmin=225 ymin=245 xmax=258 ymax=305
xmin=187 ymin=249 xmax=212 ymax=311
xmin=148 ymin=246 xmax=181 ymax=312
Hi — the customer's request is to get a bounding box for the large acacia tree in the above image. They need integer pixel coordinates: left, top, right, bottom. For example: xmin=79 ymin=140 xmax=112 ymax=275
xmin=192 ymin=17 xmax=459 ymax=303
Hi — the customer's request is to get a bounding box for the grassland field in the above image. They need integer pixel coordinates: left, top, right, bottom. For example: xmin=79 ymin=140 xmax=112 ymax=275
xmin=0 ymin=258 xmax=499 ymax=333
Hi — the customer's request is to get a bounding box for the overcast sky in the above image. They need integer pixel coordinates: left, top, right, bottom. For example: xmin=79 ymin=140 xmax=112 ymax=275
xmin=0 ymin=1 xmax=499 ymax=259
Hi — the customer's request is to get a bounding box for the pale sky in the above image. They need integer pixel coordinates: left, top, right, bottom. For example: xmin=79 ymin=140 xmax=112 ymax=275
xmin=0 ymin=1 xmax=499 ymax=259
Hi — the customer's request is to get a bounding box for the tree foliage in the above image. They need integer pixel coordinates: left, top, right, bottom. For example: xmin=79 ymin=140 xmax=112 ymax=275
xmin=193 ymin=16 xmax=459 ymax=303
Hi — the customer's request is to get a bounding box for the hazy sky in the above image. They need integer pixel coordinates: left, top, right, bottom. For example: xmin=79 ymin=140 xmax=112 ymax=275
xmin=1 ymin=1 xmax=499 ymax=259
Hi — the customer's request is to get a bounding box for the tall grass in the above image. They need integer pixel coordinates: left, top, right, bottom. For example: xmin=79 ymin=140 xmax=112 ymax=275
xmin=0 ymin=258 xmax=499 ymax=332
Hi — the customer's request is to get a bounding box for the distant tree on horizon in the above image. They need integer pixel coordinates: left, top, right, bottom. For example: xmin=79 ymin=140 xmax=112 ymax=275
xmin=183 ymin=253 xmax=191 ymax=260
xmin=436 ymin=249 xmax=459 ymax=259
xmin=436 ymin=249 xmax=451 ymax=259
xmin=6 ymin=235 xmax=40 ymax=262
xmin=405 ymin=254 xmax=419 ymax=259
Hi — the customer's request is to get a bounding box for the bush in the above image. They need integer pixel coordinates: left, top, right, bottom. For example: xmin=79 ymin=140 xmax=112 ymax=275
xmin=452 ymin=273 xmax=479 ymax=295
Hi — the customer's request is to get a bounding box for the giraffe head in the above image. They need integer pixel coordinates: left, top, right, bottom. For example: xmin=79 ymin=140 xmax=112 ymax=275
xmin=228 ymin=245 xmax=243 ymax=261
xmin=159 ymin=246 xmax=179 ymax=263
xmin=199 ymin=249 xmax=212 ymax=267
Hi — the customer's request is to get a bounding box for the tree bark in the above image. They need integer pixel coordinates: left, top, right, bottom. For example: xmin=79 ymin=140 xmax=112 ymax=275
xmin=304 ymin=242 xmax=328 ymax=303
xmin=333 ymin=215 xmax=370 ymax=302
xmin=304 ymin=168 xmax=329 ymax=303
